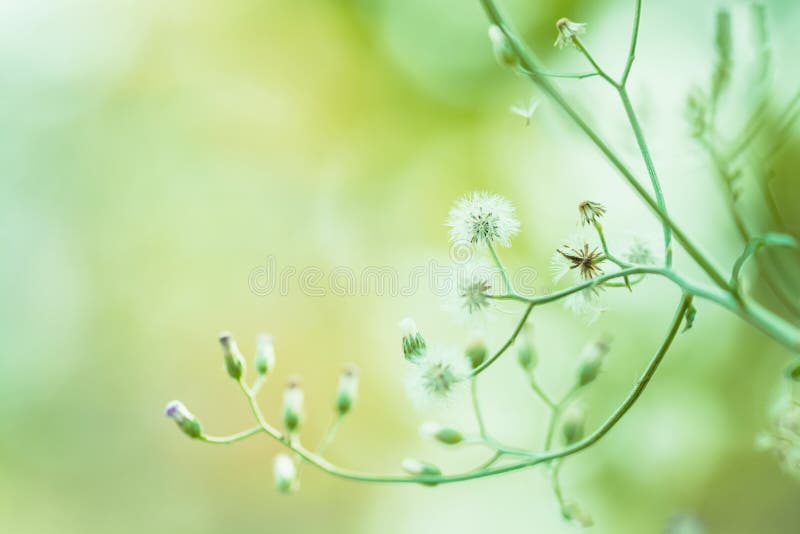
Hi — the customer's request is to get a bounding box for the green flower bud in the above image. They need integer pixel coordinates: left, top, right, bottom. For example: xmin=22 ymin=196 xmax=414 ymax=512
xmin=282 ymin=376 xmax=304 ymax=433
xmin=561 ymin=404 xmax=586 ymax=445
xmin=488 ymin=25 xmax=518 ymax=68
xmin=335 ymin=364 xmax=359 ymax=416
xmin=516 ymin=330 xmax=537 ymax=372
xmin=465 ymin=337 xmax=488 ymax=369
xmin=254 ymin=333 xmax=276 ymax=376
xmin=399 ymin=317 xmax=426 ymax=362
xmin=576 ymin=337 xmax=610 ymax=387
xmin=273 ymin=453 xmax=297 ymax=494
xmin=165 ymin=400 xmax=203 ymax=439
xmin=401 ymin=458 xmax=441 ymax=486
xmin=219 ymin=331 xmax=245 ymax=381
xmin=420 ymin=421 xmax=464 ymax=445
xmin=786 ymin=361 xmax=800 ymax=403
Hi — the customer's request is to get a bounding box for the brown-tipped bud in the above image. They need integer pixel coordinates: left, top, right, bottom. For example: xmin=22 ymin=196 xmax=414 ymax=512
xmin=219 ymin=331 xmax=245 ymax=380
xmin=336 ymin=364 xmax=359 ymax=416
xmin=578 ymin=200 xmax=606 ymax=226
xmin=282 ymin=376 xmax=304 ymax=433
xmin=165 ymin=400 xmax=203 ymax=439
xmin=554 ymin=18 xmax=587 ymax=49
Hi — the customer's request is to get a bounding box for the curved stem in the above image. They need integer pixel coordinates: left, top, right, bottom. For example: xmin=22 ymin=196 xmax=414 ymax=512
xmin=470 ymin=301 xmax=534 ymax=377
xmin=621 ymin=0 xmax=643 ymax=85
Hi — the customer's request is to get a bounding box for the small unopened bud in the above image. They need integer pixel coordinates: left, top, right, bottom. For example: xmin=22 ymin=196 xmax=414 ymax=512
xmin=516 ymin=330 xmax=537 ymax=372
xmin=786 ymin=362 xmax=800 ymax=403
xmin=561 ymin=501 xmax=594 ymax=528
xmin=219 ymin=331 xmax=245 ymax=380
xmin=561 ymin=404 xmax=586 ymax=445
xmin=488 ymin=25 xmax=518 ymax=68
xmin=273 ymin=453 xmax=297 ymax=494
xmin=554 ymin=18 xmax=587 ymax=49
xmin=336 ymin=364 xmax=359 ymax=416
xmin=283 ymin=376 xmax=304 ymax=433
xmin=401 ymin=458 xmax=441 ymax=486
xmin=254 ymin=334 xmax=276 ymax=376
xmin=399 ymin=317 xmax=426 ymax=362
xmin=576 ymin=337 xmax=610 ymax=387
xmin=164 ymin=400 xmax=203 ymax=439
xmin=465 ymin=337 xmax=488 ymax=369
xmin=420 ymin=421 xmax=464 ymax=445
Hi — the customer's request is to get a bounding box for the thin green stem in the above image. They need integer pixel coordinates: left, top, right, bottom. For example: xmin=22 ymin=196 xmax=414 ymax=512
xmin=479 ymin=0 xmax=729 ymax=292
xmin=621 ymin=0 xmax=643 ymax=85
xmin=488 ymin=240 xmax=513 ymax=294
xmin=470 ymin=301 xmax=534 ymax=377
xmin=572 ymin=38 xmax=618 ymax=87
xmin=201 ymin=427 xmax=262 ymax=444
xmin=618 ymin=87 xmax=673 ymax=267
xmin=528 ymin=375 xmax=557 ymax=409
xmin=517 ymin=67 xmax=598 ymax=80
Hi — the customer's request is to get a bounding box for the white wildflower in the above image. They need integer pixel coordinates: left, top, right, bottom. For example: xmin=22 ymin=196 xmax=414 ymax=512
xmin=447 ymin=192 xmax=520 ymax=248
xmin=510 ymin=97 xmax=540 ymax=126
xmin=407 ymin=346 xmax=470 ymax=408
xmin=554 ymin=18 xmax=587 ymax=49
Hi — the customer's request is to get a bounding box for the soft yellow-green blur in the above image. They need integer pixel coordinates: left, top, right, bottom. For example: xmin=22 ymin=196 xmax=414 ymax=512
xmin=3 ymin=0 xmax=800 ymax=533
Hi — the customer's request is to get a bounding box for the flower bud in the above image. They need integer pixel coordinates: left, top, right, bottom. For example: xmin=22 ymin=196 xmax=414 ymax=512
xmin=786 ymin=361 xmax=800 ymax=403
xmin=219 ymin=331 xmax=245 ymax=381
xmin=420 ymin=421 xmax=464 ymax=445
xmin=401 ymin=458 xmax=441 ymax=486
xmin=561 ymin=404 xmax=586 ymax=445
xmin=336 ymin=364 xmax=359 ymax=416
xmin=465 ymin=337 xmax=487 ymax=369
xmin=282 ymin=376 xmax=304 ymax=433
xmin=516 ymin=332 xmax=537 ymax=372
xmin=561 ymin=501 xmax=594 ymax=528
xmin=488 ymin=25 xmax=518 ymax=68
xmin=164 ymin=400 xmax=202 ymax=439
xmin=554 ymin=18 xmax=587 ymax=50
xmin=576 ymin=337 xmax=610 ymax=387
xmin=399 ymin=317 xmax=426 ymax=362
xmin=273 ymin=453 xmax=297 ymax=494
xmin=254 ymin=334 xmax=276 ymax=376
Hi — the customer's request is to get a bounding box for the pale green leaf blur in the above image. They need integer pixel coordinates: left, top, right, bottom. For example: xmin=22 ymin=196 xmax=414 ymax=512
xmin=3 ymin=0 xmax=800 ymax=533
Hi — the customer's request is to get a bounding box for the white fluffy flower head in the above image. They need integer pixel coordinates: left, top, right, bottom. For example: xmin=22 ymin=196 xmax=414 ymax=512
xmin=407 ymin=346 xmax=470 ymax=408
xmin=447 ymin=192 xmax=520 ymax=248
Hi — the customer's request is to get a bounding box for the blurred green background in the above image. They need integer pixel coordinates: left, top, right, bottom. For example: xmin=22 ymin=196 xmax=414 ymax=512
xmin=3 ymin=0 xmax=800 ymax=532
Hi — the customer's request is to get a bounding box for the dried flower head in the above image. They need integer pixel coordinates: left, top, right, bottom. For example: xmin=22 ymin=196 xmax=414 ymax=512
xmin=578 ymin=200 xmax=606 ymax=226
xmin=556 ymin=242 xmax=604 ymax=280
xmin=554 ymin=18 xmax=587 ymax=49
xmin=447 ymin=192 xmax=520 ymax=248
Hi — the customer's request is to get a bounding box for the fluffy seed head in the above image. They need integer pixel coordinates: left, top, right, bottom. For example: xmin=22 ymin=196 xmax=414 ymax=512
xmin=447 ymin=192 xmax=520 ymax=248
xmin=554 ymin=18 xmax=587 ymax=49
xmin=407 ymin=347 xmax=469 ymax=408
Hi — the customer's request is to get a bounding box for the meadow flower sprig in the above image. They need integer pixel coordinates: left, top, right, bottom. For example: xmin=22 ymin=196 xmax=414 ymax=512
xmin=164 ymin=0 xmax=800 ymax=526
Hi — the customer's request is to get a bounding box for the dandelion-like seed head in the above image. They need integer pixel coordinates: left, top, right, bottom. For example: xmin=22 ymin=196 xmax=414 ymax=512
xmin=459 ymin=279 xmax=492 ymax=314
xmin=554 ymin=18 xmax=588 ymax=49
xmin=578 ymin=200 xmax=606 ymax=226
xmin=447 ymin=192 xmax=520 ymax=248
xmin=564 ymin=288 xmax=605 ymax=324
xmin=407 ymin=347 xmax=469 ymax=408
xmin=625 ymin=238 xmax=656 ymax=265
